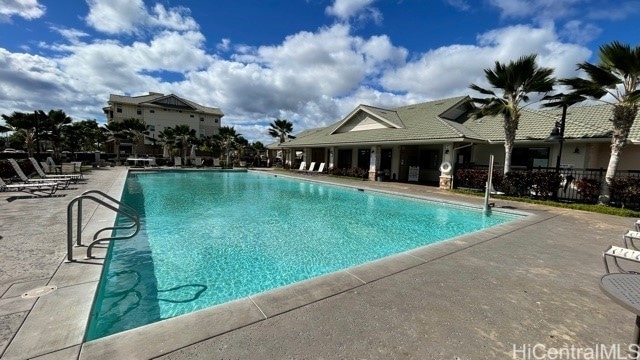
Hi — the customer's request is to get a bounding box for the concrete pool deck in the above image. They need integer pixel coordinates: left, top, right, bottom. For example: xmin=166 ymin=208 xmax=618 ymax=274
xmin=0 ymin=167 xmax=637 ymax=359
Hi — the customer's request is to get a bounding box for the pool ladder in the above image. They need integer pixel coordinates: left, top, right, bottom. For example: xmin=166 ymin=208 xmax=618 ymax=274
xmin=66 ymin=190 xmax=140 ymax=262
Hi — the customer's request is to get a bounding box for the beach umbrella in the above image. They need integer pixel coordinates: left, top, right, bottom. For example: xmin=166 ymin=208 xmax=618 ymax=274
xmin=190 ymin=144 xmax=196 ymax=159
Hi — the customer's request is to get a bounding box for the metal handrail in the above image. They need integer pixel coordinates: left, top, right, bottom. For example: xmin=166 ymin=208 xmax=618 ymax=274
xmin=66 ymin=190 xmax=140 ymax=262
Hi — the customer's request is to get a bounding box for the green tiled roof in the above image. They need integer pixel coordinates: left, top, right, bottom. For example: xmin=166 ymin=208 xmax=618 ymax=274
xmin=282 ymin=96 xmax=640 ymax=148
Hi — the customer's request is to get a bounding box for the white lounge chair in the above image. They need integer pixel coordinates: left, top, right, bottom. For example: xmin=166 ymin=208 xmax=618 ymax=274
xmin=28 ymin=158 xmax=81 ymax=182
xmin=315 ymin=162 xmax=325 ymax=174
xmin=195 ymin=157 xmax=203 ymax=167
xmin=0 ymin=176 xmax=58 ymax=196
xmin=174 ymin=156 xmax=182 ymax=167
xmin=294 ymin=161 xmax=306 ymax=172
xmin=305 ymin=162 xmax=316 ymax=173
xmin=213 ymin=158 xmax=221 ymax=167
xmin=604 ymin=245 xmax=640 ymax=274
xmin=8 ymin=159 xmax=70 ymax=189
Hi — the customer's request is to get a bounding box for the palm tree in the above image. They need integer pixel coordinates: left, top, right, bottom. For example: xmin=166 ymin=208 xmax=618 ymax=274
xmin=158 ymin=127 xmax=176 ymax=158
xmin=172 ymin=124 xmax=196 ymax=162
xmin=43 ymin=109 xmax=72 ymax=154
xmin=559 ymin=41 xmax=640 ymax=204
xmin=102 ymin=121 xmax=126 ymax=161
xmin=214 ymin=126 xmax=240 ymax=166
xmin=268 ymin=119 xmax=295 ymax=166
xmin=120 ymin=118 xmax=149 ymax=157
xmin=470 ymin=54 xmax=556 ymax=174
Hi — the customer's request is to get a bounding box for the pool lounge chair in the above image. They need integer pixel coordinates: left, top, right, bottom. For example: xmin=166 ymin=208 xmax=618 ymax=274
xmin=305 ymin=162 xmax=316 ymax=173
xmin=603 ymin=245 xmax=640 ymax=274
xmin=195 ymin=157 xmax=203 ymax=167
xmin=28 ymin=158 xmax=81 ymax=182
xmin=0 ymin=177 xmax=58 ymax=196
xmin=7 ymin=159 xmax=71 ymax=189
xmin=174 ymin=156 xmax=182 ymax=167
xmin=315 ymin=162 xmax=325 ymax=174
xmin=294 ymin=161 xmax=306 ymax=172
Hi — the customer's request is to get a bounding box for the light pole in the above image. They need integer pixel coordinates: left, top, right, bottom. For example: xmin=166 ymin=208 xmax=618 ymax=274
xmin=546 ymin=103 xmax=567 ymax=199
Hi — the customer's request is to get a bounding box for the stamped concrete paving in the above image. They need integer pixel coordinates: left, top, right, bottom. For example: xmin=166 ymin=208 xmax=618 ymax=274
xmin=0 ymin=167 xmax=637 ymax=359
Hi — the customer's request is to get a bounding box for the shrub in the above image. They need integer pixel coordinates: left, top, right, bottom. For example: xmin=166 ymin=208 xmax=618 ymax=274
xmin=529 ymin=171 xmax=562 ymax=200
xmin=610 ymin=177 xmax=640 ymax=209
xmin=454 ymin=169 xmax=503 ymax=191
xmin=575 ymin=178 xmax=600 ymax=204
xmin=501 ymin=171 xmax=529 ymax=196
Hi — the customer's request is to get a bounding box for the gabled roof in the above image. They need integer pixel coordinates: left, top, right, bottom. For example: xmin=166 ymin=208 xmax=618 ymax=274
xmin=109 ymin=92 xmax=224 ymax=116
xmin=283 ymin=96 xmax=478 ymax=147
xmin=282 ymin=95 xmax=640 ymax=148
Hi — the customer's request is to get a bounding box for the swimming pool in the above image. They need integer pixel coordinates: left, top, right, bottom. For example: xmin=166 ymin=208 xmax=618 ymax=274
xmin=86 ymin=171 xmax=518 ymax=340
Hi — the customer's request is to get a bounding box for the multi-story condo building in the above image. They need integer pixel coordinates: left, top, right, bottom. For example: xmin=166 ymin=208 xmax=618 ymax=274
xmin=103 ymin=92 xmax=224 ymax=149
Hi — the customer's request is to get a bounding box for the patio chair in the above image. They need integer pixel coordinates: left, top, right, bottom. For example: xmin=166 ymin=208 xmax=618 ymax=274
xmin=7 ymin=159 xmax=71 ymax=189
xmin=315 ymin=162 xmax=325 ymax=174
xmin=603 ymin=245 xmax=640 ymax=274
xmin=0 ymin=176 xmax=58 ymax=196
xmin=636 ymin=219 xmax=640 ymax=232
xmin=174 ymin=156 xmax=182 ymax=167
xmin=213 ymin=158 xmax=221 ymax=167
xmin=46 ymin=157 xmax=62 ymax=174
xmin=28 ymin=158 xmax=81 ymax=182
xmin=624 ymin=230 xmax=640 ymax=250
xmin=305 ymin=162 xmax=316 ymax=173
xmin=195 ymin=157 xmax=203 ymax=167
xmin=294 ymin=161 xmax=306 ymax=172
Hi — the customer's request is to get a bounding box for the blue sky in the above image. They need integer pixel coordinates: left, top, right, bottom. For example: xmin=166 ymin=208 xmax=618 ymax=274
xmin=1 ymin=0 xmax=639 ymax=143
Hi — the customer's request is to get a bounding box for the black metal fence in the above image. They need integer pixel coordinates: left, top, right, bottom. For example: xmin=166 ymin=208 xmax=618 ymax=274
xmin=455 ymin=165 xmax=640 ymax=209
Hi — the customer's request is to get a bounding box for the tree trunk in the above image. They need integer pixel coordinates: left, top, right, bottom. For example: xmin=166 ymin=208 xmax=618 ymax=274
xmin=598 ymin=141 xmax=622 ymax=205
xmin=598 ymin=105 xmax=637 ymax=205
xmin=502 ymin=113 xmax=517 ymax=175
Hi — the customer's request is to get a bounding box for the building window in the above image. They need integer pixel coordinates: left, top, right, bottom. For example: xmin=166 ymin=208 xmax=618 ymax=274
xmin=214 ymin=118 xmax=219 ymax=123
xmin=149 ymin=109 xmax=155 ymax=113
xmin=357 ymin=149 xmax=370 ymax=169
xmin=148 ymin=125 xmax=155 ymax=132
xmin=200 ymin=117 xmax=204 ymax=121
xmin=337 ymin=149 xmax=352 ymax=169
xmin=116 ymin=104 xmax=122 ymax=113
xmin=136 ymin=107 xmax=141 ymax=115
xmin=512 ymin=147 xmax=550 ymax=168
xmin=190 ymin=114 xmax=194 ymax=118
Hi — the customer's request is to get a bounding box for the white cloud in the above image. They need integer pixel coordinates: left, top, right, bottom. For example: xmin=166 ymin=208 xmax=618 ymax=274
xmin=325 ymin=0 xmax=382 ymax=24
xmin=380 ymin=25 xmax=591 ymax=100
xmin=561 ymin=20 xmax=602 ymax=44
xmin=85 ymin=0 xmax=198 ymax=35
xmin=0 ymin=0 xmax=45 ymax=22
xmin=85 ymin=0 xmax=147 ymax=35
xmin=489 ymin=0 xmax=582 ymax=21
xmin=0 ymin=6 xmax=596 ymax=145
xmin=444 ymin=0 xmax=471 ymax=11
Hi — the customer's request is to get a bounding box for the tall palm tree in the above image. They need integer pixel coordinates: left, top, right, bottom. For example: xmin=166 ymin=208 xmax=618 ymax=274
xmin=158 ymin=127 xmax=176 ymax=158
xmin=470 ymin=54 xmax=556 ymax=174
xmin=43 ymin=109 xmax=72 ymax=155
xmin=559 ymin=41 xmax=640 ymax=204
xmin=268 ymin=119 xmax=296 ymax=166
xmin=172 ymin=124 xmax=196 ymax=161
xmin=102 ymin=121 xmax=126 ymax=161
xmin=214 ymin=126 xmax=240 ymax=166
xmin=121 ymin=118 xmax=149 ymax=157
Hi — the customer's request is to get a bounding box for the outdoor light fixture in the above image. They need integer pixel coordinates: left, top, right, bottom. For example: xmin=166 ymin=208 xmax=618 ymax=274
xmin=574 ymin=147 xmax=580 ymax=154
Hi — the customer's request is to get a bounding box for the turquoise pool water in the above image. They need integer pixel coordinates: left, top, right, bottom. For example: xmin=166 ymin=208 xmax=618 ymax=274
xmin=86 ymin=171 xmax=518 ymax=340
